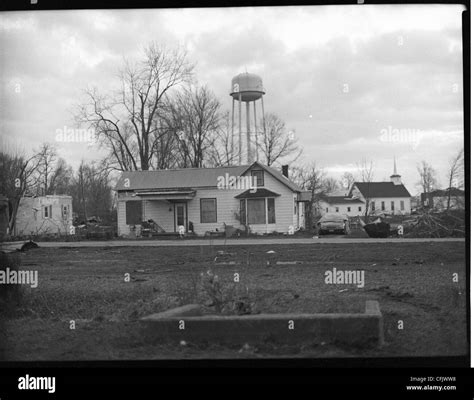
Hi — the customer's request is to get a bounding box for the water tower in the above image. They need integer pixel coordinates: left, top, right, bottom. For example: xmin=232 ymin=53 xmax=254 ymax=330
xmin=230 ymin=72 xmax=266 ymax=164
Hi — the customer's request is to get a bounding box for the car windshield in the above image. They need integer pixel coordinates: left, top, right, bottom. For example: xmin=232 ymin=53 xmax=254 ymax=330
xmin=319 ymin=214 xmax=346 ymax=223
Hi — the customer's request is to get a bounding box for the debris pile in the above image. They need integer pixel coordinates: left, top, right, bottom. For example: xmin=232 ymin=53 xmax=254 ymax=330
xmin=404 ymin=211 xmax=465 ymax=238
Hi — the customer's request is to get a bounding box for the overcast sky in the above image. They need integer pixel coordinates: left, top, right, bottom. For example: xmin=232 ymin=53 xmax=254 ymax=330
xmin=0 ymin=4 xmax=465 ymax=194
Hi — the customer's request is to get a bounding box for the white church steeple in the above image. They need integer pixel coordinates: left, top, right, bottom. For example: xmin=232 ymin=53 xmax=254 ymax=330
xmin=390 ymin=157 xmax=402 ymax=185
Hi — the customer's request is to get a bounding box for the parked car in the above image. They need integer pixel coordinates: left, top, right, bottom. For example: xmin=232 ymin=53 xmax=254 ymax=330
xmin=317 ymin=213 xmax=349 ymax=235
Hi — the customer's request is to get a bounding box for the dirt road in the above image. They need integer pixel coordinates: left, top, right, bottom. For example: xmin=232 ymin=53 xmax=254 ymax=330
xmin=0 ymin=237 xmax=465 ymax=251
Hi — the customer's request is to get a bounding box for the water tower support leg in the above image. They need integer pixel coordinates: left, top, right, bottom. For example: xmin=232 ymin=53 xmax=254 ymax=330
xmin=261 ymin=98 xmax=266 ymax=145
xmin=254 ymin=100 xmax=259 ymax=162
xmin=246 ymin=101 xmax=251 ymax=164
xmin=231 ymin=99 xmax=235 ymax=164
xmin=238 ymin=94 xmax=242 ymax=165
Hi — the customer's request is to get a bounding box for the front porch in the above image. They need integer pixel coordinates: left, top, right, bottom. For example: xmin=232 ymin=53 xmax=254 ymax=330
xmin=123 ymin=189 xmax=195 ymax=237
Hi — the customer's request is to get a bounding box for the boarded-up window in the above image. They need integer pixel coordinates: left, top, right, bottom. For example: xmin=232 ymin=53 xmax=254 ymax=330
xmin=200 ymin=198 xmax=217 ymax=223
xmin=247 ymin=198 xmax=265 ymax=224
xmin=126 ymin=201 xmax=142 ymax=225
xmin=267 ymin=198 xmax=276 ymax=224
xmin=240 ymin=199 xmax=246 ymax=225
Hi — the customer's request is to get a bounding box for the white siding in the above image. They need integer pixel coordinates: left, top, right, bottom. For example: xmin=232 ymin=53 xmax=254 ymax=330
xmin=144 ymin=200 xmax=175 ymax=232
xmin=116 ymin=167 xmax=298 ymax=236
xmin=187 ymin=173 xmax=296 ymax=235
xmin=366 ymin=197 xmax=411 ymax=215
xmin=241 ymin=169 xmax=296 ymax=234
xmin=15 ymin=196 xmax=73 ymax=236
xmin=117 ymin=195 xmax=143 ymax=237
xmin=319 ymin=201 xmax=365 ymax=217
xmin=297 ymin=202 xmax=306 ymax=229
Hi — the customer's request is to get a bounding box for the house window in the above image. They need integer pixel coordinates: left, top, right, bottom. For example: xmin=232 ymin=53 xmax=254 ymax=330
xmin=240 ymin=199 xmax=247 ymax=225
xmin=335 ymin=207 xmax=339 ymax=212
xmin=43 ymin=205 xmax=52 ymax=219
xmin=400 ymin=200 xmax=405 ymax=211
xmin=347 ymin=207 xmax=351 ymax=212
xmin=326 ymin=208 xmax=329 ymax=213
xmin=391 ymin=201 xmax=395 ymax=211
xmin=200 ymin=198 xmax=217 ymax=223
xmin=294 ymin=199 xmax=297 ymax=215
xmin=247 ymin=198 xmax=266 ymax=224
xmin=267 ymin=198 xmax=276 ymax=224
xmin=381 ymin=201 xmax=385 ymax=211
xmin=126 ymin=201 xmax=142 ymax=225
xmin=371 ymin=201 xmax=375 ymax=211
xmin=62 ymin=205 xmax=68 ymax=220
xmin=358 ymin=206 xmax=362 ymax=212
xmin=251 ymin=170 xmax=264 ymax=187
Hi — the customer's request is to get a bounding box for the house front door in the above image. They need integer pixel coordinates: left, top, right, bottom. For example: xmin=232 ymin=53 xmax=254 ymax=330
xmin=174 ymin=203 xmax=187 ymax=232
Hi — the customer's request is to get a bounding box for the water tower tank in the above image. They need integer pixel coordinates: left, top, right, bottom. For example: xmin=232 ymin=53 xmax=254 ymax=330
xmin=230 ymin=73 xmax=265 ymax=102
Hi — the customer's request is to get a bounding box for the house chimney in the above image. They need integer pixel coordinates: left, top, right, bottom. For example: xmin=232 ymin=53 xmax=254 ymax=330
xmin=282 ymin=165 xmax=289 ymax=178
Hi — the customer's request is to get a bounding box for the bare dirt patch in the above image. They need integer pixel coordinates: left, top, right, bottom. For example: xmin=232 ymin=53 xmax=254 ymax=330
xmin=1 ymin=242 xmax=467 ymax=360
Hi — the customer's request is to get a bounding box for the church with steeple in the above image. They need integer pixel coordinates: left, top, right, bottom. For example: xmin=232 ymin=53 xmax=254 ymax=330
xmin=318 ymin=158 xmax=412 ymax=217
xmin=348 ymin=158 xmax=412 ymax=215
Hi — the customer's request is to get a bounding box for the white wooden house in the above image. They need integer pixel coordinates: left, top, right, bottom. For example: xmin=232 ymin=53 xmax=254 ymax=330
xmin=14 ymin=195 xmax=73 ymax=236
xmin=319 ymin=161 xmax=412 ymax=217
xmin=114 ymin=162 xmax=310 ymax=237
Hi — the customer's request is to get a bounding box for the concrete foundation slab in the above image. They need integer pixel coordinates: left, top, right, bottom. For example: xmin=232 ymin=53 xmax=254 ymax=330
xmin=140 ymin=300 xmax=383 ymax=347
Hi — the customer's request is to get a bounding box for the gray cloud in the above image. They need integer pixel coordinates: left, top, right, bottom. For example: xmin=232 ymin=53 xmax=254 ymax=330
xmin=0 ymin=6 xmax=464 ymax=194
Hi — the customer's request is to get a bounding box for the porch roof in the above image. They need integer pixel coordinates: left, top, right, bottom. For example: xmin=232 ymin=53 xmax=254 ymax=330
xmin=234 ymin=188 xmax=281 ymax=199
xmin=135 ymin=189 xmax=196 ymax=200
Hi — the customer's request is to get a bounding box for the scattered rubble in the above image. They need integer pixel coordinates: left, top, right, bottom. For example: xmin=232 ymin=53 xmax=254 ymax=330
xmin=404 ymin=211 xmax=465 ymax=238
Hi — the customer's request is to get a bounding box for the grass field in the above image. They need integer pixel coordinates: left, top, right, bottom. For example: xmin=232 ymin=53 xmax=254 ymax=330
xmin=0 ymin=241 xmax=467 ymax=360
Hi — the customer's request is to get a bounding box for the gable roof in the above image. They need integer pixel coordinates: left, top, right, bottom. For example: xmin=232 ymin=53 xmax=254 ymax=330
xmin=429 ymin=188 xmax=464 ymax=197
xmin=115 ymin=165 xmax=248 ymax=191
xmin=322 ymin=196 xmax=365 ymax=205
xmin=350 ymin=182 xmax=411 ymax=198
xmin=241 ymin=162 xmax=301 ymax=192
xmin=421 ymin=188 xmax=465 ymax=201
xmin=235 ymin=188 xmax=281 ymax=199
xmin=114 ymin=162 xmax=301 ymax=192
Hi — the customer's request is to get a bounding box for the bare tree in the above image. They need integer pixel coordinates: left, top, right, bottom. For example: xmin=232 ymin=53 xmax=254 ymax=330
xmin=258 ymin=113 xmax=302 ymax=167
xmin=168 ymin=85 xmax=222 ymax=168
xmin=322 ymin=177 xmax=339 ymax=194
xmin=48 ymin=158 xmax=74 ymax=195
xmin=356 ymin=158 xmax=375 ymax=220
xmin=76 ymin=42 xmax=194 ymax=171
xmin=35 ymin=143 xmax=57 ymax=195
xmin=340 ymin=172 xmax=355 ymax=192
xmin=446 ymin=148 xmax=464 ymax=211
xmin=208 ymin=111 xmax=239 ymax=167
xmin=0 ymin=141 xmax=42 ymax=234
xmin=291 ymin=163 xmax=326 ymax=230
xmin=417 ymin=160 xmax=438 ymax=195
